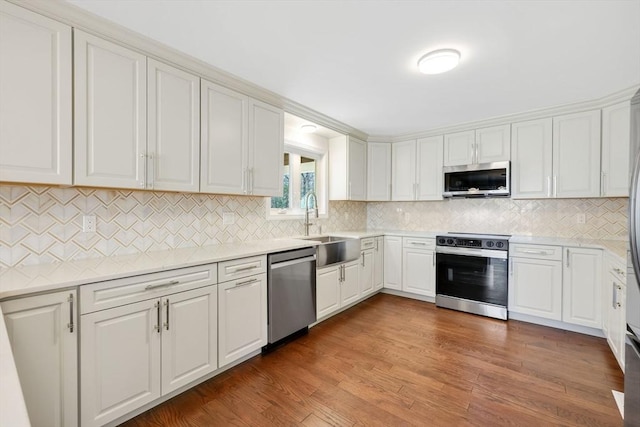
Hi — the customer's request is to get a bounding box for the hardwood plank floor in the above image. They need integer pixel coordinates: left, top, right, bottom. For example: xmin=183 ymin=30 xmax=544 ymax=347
xmin=119 ymin=294 xmax=624 ymax=427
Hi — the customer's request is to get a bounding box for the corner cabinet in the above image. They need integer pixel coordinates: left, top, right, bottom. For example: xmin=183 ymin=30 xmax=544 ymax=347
xmin=329 ymin=135 xmax=367 ymax=200
xmin=601 ymin=101 xmax=631 ymax=197
xmin=0 ymin=1 xmax=72 ymax=185
xmin=200 ymin=80 xmax=283 ymax=196
xmin=367 ymin=142 xmax=392 ymax=201
xmin=563 ymin=247 xmax=602 ymax=328
xmin=1 ymin=290 xmax=78 ymax=427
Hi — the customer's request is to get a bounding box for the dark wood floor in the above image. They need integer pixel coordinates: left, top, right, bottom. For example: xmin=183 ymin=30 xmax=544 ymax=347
xmin=120 ymin=293 xmax=624 ymax=427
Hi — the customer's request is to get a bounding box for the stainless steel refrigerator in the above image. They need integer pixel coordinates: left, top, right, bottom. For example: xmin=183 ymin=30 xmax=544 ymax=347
xmin=626 ymin=87 xmax=640 ymax=426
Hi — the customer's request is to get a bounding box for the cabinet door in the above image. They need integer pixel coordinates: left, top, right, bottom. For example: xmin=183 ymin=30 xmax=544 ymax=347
xmin=74 ymin=30 xmax=147 ymax=189
xmin=601 ymin=101 xmax=631 ymax=197
xmin=0 ymin=2 xmax=72 ymax=185
xmin=606 ymin=277 xmax=625 ymax=371
xmin=374 ymin=237 xmax=384 ymax=290
xmin=317 ymin=266 xmax=340 ymax=319
xmin=367 ymin=142 xmax=392 ymax=201
xmin=476 ymin=124 xmax=511 ymax=163
xmin=553 ymin=110 xmax=601 ymax=198
xmin=248 ymin=99 xmax=283 ymax=196
xmin=359 ymin=250 xmax=374 ymax=297
xmin=508 ymin=257 xmax=562 ymax=320
xmin=161 ymin=286 xmax=217 ymax=394
xmin=416 ymin=135 xmax=444 ymax=200
xmin=563 ymin=247 xmax=602 ymax=328
xmin=384 ymin=236 xmax=402 ymax=290
xmin=340 ymin=262 xmax=360 ymax=305
xmin=443 ymin=130 xmax=475 ymax=166
xmin=392 ymin=140 xmax=417 ymax=201
xmin=147 ymin=59 xmax=200 ymax=192
xmin=511 ymin=118 xmax=553 ymax=199
xmin=348 ymin=137 xmax=367 ymax=200
xmin=81 ymin=299 xmax=161 ymax=427
xmin=402 ymin=248 xmax=435 ymax=296
xmin=2 ymin=290 xmax=77 ymax=427
xmin=218 ymin=274 xmax=267 ymax=367
xmin=200 ymin=80 xmax=248 ymax=194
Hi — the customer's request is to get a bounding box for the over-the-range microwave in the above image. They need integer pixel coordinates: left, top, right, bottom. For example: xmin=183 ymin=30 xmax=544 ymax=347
xmin=443 ymin=161 xmax=510 ymax=198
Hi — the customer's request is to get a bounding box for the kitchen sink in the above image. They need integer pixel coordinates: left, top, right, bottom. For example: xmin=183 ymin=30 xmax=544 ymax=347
xmin=298 ymin=235 xmax=361 ymax=267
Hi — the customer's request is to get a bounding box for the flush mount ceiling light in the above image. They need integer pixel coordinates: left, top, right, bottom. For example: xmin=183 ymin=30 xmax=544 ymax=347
xmin=417 ymin=49 xmax=461 ymax=75
xmin=300 ymin=124 xmax=317 ymax=133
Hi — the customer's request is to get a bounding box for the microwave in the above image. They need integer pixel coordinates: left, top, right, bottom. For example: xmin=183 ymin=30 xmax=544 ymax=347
xmin=443 ymin=161 xmax=510 ymax=198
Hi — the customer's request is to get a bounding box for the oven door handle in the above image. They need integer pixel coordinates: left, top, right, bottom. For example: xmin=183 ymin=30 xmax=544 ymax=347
xmin=435 ymin=246 xmax=508 ymax=259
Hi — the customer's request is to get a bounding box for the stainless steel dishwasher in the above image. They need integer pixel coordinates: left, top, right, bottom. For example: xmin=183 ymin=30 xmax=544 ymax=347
xmin=266 ymin=247 xmax=317 ymax=348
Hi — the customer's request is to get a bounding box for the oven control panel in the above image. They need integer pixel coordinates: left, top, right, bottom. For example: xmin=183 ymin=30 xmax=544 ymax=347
xmin=436 ymin=234 xmax=509 ymax=251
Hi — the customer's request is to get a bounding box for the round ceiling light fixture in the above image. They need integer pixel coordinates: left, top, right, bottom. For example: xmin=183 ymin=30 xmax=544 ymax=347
xmin=300 ymin=124 xmax=317 ymax=133
xmin=417 ymin=49 xmax=461 ymax=75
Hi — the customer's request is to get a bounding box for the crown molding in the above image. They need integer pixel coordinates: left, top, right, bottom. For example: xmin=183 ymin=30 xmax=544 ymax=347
xmin=9 ymin=0 xmax=368 ymax=141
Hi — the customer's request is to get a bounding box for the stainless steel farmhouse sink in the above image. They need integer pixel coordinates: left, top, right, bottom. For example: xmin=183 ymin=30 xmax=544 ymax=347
xmin=299 ymin=235 xmax=360 ymax=267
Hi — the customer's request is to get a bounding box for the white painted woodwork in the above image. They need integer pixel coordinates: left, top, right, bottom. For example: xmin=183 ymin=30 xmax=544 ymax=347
xmin=147 ymin=59 xmax=200 ymax=192
xmin=601 ymin=101 xmax=631 ymax=197
xmin=348 ymin=137 xmax=367 ymax=200
xmin=316 ymin=266 xmax=341 ymax=319
xmin=383 ymin=236 xmax=402 ymax=290
xmin=340 ymin=261 xmax=360 ymax=305
xmin=218 ymin=255 xmax=266 ymax=283
xmin=217 ymin=273 xmax=267 ymax=367
xmin=508 ymin=257 xmax=562 ymax=320
xmin=443 ymin=130 xmax=475 ymax=166
xmin=359 ymin=249 xmax=374 ymax=297
xmin=391 ymin=140 xmax=417 ymax=201
xmin=562 ymin=247 xmax=602 ymax=328
xmin=200 ymin=80 xmax=248 ymax=194
xmin=511 ymin=118 xmax=553 ymax=199
xmin=81 ymin=299 xmax=161 ymax=427
xmin=1 ymin=290 xmax=77 ymax=427
xmin=0 ymin=1 xmax=72 ymax=185
xmin=74 ymin=30 xmax=147 ymax=189
xmin=248 ymin=99 xmax=284 ymax=196
xmin=402 ymin=241 xmax=436 ymax=297
xmin=605 ymin=272 xmax=626 ymax=371
xmin=367 ymin=142 xmax=392 ymax=201
xmin=161 ymin=286 xmax=217 ymax=394
xmin=329 ymin=135 xmax=367 ymax=200
xmin=374 ymin=236 xmax=384 ymax=291
xmin=475 ymin=124 xmax=511 ymax=163
xmin=553 ymin=110 xmax=602 ymax=198
xmin=416 ymin=135 xmax=444 ymax=200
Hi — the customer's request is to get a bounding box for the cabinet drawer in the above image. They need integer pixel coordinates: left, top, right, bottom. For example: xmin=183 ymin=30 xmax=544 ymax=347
xmin=510 ymin=243 xmax=562 ymax=261
xmin=361 ymin=238 xmax=375 ymax=250
xmin=218 ymin=255 xmax=266 ymax=282
xmin=403 ymin=237 xmax=435 ymax=250
xmin=80 ymin=263 xmax=217 ymax=314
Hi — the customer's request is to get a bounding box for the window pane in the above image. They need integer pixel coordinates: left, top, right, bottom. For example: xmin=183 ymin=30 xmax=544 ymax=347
xmin=300 ymin=156 xmax=316 ymax=209
xmin=271 ymin=153 xmax=290 ymax=209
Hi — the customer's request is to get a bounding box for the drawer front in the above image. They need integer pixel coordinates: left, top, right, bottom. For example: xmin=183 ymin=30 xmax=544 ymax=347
xmin=218 ymin=255 xmax=267 ymax=282
xmin=510 ymin=243 xmax=562 ymax=261
xmin=403 ymin=237 xmax=435 ymax=250
xmin=361 ymin=238 xmax=375 ymax=251
xmin=80 ymin=263 xmax=217 ymax=314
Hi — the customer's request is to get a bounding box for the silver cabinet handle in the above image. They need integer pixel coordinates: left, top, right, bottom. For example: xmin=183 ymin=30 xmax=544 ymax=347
xmin=361 ymin=252 xmax=365 ymax=267
xmin=601 ymin=172 xmax=606 ymax=196
xmin=411 ymin=241 xmax=427 ymax=246
xmin=612 ymin=282 xmax=617 ymax=309
xmin=547 ymin=176 xmax=551 ymax=198
xmin=553 ymin=175 xmax=558 ymax=197
xmin=521 ymin=249 xmax=548 ymax=255
xmin=145 ymin=280 xmax=179 ymax=290
xmin=231 ymin=265 xmax=259 ymax=273
xmin=565 ymin=248 xmax=570 ymax=268
xmin=154 ymin=301 xmax=161 ymax=333
xmin=510 ymin=258 xmax=513 ymax=276
xmin=67 ymin=293 xmax=74 ymax=333
xmin=140 ymin=152 xmax=147 ymax=188
xmin=432 ymin=251 xmax=435 ymax=266
xmin=249 ymin=167 xmax=254 ymax=195
xmin=236 ymin=277 xmax=258 ymax=287
xmin=164 ymin=299 xmax=170 ymax=330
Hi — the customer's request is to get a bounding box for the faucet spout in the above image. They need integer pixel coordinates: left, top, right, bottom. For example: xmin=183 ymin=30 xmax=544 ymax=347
xmin=303 ymin=191 xmax=318 ymax=236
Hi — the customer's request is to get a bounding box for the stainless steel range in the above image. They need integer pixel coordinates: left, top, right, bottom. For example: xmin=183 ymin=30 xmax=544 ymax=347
xmin=435 ymin=233 xmax=510 ymax=320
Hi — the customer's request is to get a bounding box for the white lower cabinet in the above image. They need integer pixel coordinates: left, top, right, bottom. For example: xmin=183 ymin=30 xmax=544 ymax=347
xmin=340 ymin=261 xmax=361 ymax=306
xmin=374 ymin=236 xmax=384 ymax=290
xmin=359 ymin=249 xmax=375 ymax=297
xmin=563 ymin=247 xmax=602 ymax=328
xmin=603 ymin=256 xmax=627 ymax=371
xmin=316 ymin=260 xmax=360 ymax=319
xmin=1 ymin=290 xmax=78 ymax=427
xmin=402 ymin=237 xmax=436 ymax=297
xmin=383 ymin=236 xmax=402 ymax=290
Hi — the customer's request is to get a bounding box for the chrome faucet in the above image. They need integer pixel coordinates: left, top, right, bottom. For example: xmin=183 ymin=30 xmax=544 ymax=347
xmin=303 ymin=191 xmax=318 ymax=236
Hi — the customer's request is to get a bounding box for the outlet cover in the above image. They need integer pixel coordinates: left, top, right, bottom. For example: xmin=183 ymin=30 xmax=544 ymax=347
xmin=576 ymin=213 xmax=586 ymax=224
xmin=83 ymin=215 xmax=97 ymax=232
xmin=222 ymin=212 xmax=235 ymax=225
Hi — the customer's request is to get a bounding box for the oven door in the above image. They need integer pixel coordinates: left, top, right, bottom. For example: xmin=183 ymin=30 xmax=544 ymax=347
xmin=435 ymin=248 xmax=508 ymax=307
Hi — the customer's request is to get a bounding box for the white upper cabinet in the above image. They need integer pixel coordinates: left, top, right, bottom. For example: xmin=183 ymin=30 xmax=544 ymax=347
xmin=74 ymin=30 xmax=147 ymax=189
xmin=367 ymin=142 xmax=392 ymax=201
xmin=553 ymin=110 xmax=601 ymax=198
xmin=0 ymin=1 xmax=72 ymax=185
xmin=329 ymin=135 xmax=367 ymax=200
xmin=248 ymin=99 xmax=284 ymax=196
xmin=511 ymin=118 xmax=553 ymax=199
xmin=601 ymin=101 xmax=631 ymax=197
xmin=147 ymin=59 xmax=200 ymax=192
xmin=475 ymin=124 xmax=511 ymax=163
xmin=416 ymin=135 xmax=444 ymax=200
xmin=443 ymin=130 xmax=475 ymax=166
xmin=392 ymin=140 xmax=417 ymax=201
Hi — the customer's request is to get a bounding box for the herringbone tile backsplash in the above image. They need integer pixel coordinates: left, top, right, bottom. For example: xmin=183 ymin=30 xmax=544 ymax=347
xmin=1 ymin=184 xmax=628 ymax=268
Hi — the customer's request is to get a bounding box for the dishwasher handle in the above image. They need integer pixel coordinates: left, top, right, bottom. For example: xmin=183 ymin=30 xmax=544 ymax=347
xmin=270 ymin=255 xmax=316 ymax=270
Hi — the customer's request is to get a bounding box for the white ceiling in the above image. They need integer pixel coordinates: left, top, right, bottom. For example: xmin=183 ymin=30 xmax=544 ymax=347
xmin=67 ymin=0 xmax=640 ymax=137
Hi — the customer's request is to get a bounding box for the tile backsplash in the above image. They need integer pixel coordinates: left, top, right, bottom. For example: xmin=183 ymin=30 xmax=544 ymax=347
xmin=368 ymin=197 xmax=628 ymax=240
xmin=0 ymin=185 xmax=367 ymax=268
